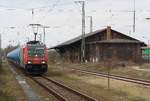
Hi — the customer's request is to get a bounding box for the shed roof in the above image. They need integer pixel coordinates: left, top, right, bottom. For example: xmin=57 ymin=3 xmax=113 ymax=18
xmin=87 ymin=39 xmax=142 ymax=44
xmin=50 ymin=27 xmax=145 ymax=49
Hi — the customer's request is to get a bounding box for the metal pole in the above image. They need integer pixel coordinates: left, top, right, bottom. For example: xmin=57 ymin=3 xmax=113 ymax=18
xmin=32 ymin=8 xmax=34 ymax=23
xmin=75 ymin=1 xmax=86 ymax=63
xmin=79 ymin=1 xmax=86 ymax=63
xmin=107 ymin=59 xmax=111 ymax=89
xmin=148 ymin=40 xmax=150 ymax=63
xmin=87 ymin=16 xmax=93 ymax=33
xmin=34 ymin=33 xmax=37 ymax=41
xmin=133 ymin=0 xmax=136 ymax=32
xmin=43 ymin=27 xmax=45 ymax=44
xmin=42 ymin=26 xmax=49 ymax=44
xmin=0 ymin=34 xmax=2 ymax=68
xmin=29 ymin=24 xmax=41 ymax=41
xmin=90 ymin=16 xmax=93 ymax=33
xmin=39 ymin=34 xmax=42 ymax=42
xmin=81 ymin=1 xmax=85 ymax=63
xmin=108 ymin=68 xmax=110 ymax=89
xmin=27 ymin=37 xmax=29 ymax=41
xmin=147 ymin=46 xmax=150 ymax=63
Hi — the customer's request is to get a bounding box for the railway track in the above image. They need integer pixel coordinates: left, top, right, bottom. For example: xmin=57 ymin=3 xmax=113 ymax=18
xmin=70 ymin=68 xmax=150 ymax=87
xmin=30 ymin=76 xmax=98 ymax=101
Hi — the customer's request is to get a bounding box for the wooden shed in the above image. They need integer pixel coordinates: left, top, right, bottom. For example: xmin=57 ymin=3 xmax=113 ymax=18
xmin=50 ymin=26 xmax=146 ymax=63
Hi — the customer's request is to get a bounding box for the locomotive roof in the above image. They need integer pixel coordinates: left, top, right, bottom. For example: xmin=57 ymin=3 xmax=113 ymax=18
xmin=27 ymin=41 xmax=41 ymax=44
xmin=27 ymin=41 xmax=45 ymax=46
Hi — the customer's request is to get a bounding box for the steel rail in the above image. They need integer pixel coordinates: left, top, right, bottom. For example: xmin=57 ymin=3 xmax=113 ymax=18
xmin=30 ymin=77 xmax=68 ymax=101
xmin=70 ymin=68 xmax=150 ymax=87
xmin=42 ymin=76 xmax=98 ymax=101
xmin=9 ymin=62 xmax=98 ymax=101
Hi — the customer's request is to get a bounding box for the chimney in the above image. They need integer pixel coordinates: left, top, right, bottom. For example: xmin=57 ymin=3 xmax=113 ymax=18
xmin=106 ymin=26 xmax=111 ymax=40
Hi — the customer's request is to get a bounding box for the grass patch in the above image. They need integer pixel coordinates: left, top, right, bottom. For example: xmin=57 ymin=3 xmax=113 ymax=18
xmin=0 ymin=91 xmax=15 ymax=101
xmin=140 ymin=63 xmax=150 ymax=69
xmin=0 ymin=61 xmax=27 ymax=101
xmin=111 ymin=67 xmax=150 ymax=80
xmin=130 ymin=96 xmax=146 ymax=101
xmin=50 ymin=62 xmax=150 ymax=80
xmin=48 ymin=62 xmax=150 ymax=101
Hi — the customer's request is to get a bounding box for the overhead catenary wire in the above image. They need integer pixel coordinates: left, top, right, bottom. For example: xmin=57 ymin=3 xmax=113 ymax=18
xmin=1 ymin=0 xmax=150 ymax=48
xmin=0 ymin=0 xmax=61 ymax=12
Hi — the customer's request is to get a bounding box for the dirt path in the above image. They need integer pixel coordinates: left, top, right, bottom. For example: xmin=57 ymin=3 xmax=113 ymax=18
xmin=132 ymin=66 xmax=150 ymax=72
xmin=9 ymin=66 xmax=40 ymax=101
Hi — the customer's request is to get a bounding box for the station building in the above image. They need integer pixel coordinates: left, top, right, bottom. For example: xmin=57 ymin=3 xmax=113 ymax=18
xmin=50 ymin=26 xmax=146 ymax=63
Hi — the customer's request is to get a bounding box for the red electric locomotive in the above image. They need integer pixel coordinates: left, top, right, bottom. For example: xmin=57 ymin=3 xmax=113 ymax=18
xmin=7 ymin=41 xmax=48 ymax=75
xmin=21 ymin=41 xmax=48 ymax=74
xmin=7 ymin=24 xmax=49 ymax=75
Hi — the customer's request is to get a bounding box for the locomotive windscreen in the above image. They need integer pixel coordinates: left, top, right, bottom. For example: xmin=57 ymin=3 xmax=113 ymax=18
xmin=28 ymin=46 xmax=45 ymax=57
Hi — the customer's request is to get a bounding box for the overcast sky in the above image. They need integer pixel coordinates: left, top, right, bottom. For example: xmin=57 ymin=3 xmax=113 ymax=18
xmin=0 ymin=0 xmax=150 ymax=48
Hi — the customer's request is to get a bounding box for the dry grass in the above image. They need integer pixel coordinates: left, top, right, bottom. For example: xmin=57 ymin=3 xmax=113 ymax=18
xmin=47 ymin=64 xmax=150 ymax=101
xmin=0 ymin=61 xmax=27 ymax=101
xmin=51 ymin=62 xmax=150 ymax=80
xmin=140 ymin=63 xmax=150 ymax=69
xmin=80 ymin=75 xmax=150 ymax=100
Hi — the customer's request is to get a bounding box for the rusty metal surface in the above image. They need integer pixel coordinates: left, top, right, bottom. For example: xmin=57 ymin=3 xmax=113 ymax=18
xmin=30 ymin=77 xmax=68 ymax=101
xmin=30 ymin=76 xmax=99 ymax=101
xmin=42 ymin=76 xmax=98 ymax=101
xmin=70 ymin=68 xmax=150 ymax=87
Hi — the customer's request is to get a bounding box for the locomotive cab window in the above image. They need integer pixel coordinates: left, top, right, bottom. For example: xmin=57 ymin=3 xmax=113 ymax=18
xmin=28 ymin=47 xmax=45 ymax=56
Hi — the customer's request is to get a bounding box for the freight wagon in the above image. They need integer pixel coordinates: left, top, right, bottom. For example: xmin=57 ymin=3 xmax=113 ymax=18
xmin=7 ymin=41 xmax=48 ymax=75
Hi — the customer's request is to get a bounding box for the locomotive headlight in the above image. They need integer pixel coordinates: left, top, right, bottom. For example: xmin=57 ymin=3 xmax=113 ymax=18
xmin=41 ymin=61 xmax=45 ymax=64
xmin=28 ymin=61 xmax=31 ymax=64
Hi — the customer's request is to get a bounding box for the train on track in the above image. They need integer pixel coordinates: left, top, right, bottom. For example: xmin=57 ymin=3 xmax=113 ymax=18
xmin=7 ymin=41 xmax=48 ymax=75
